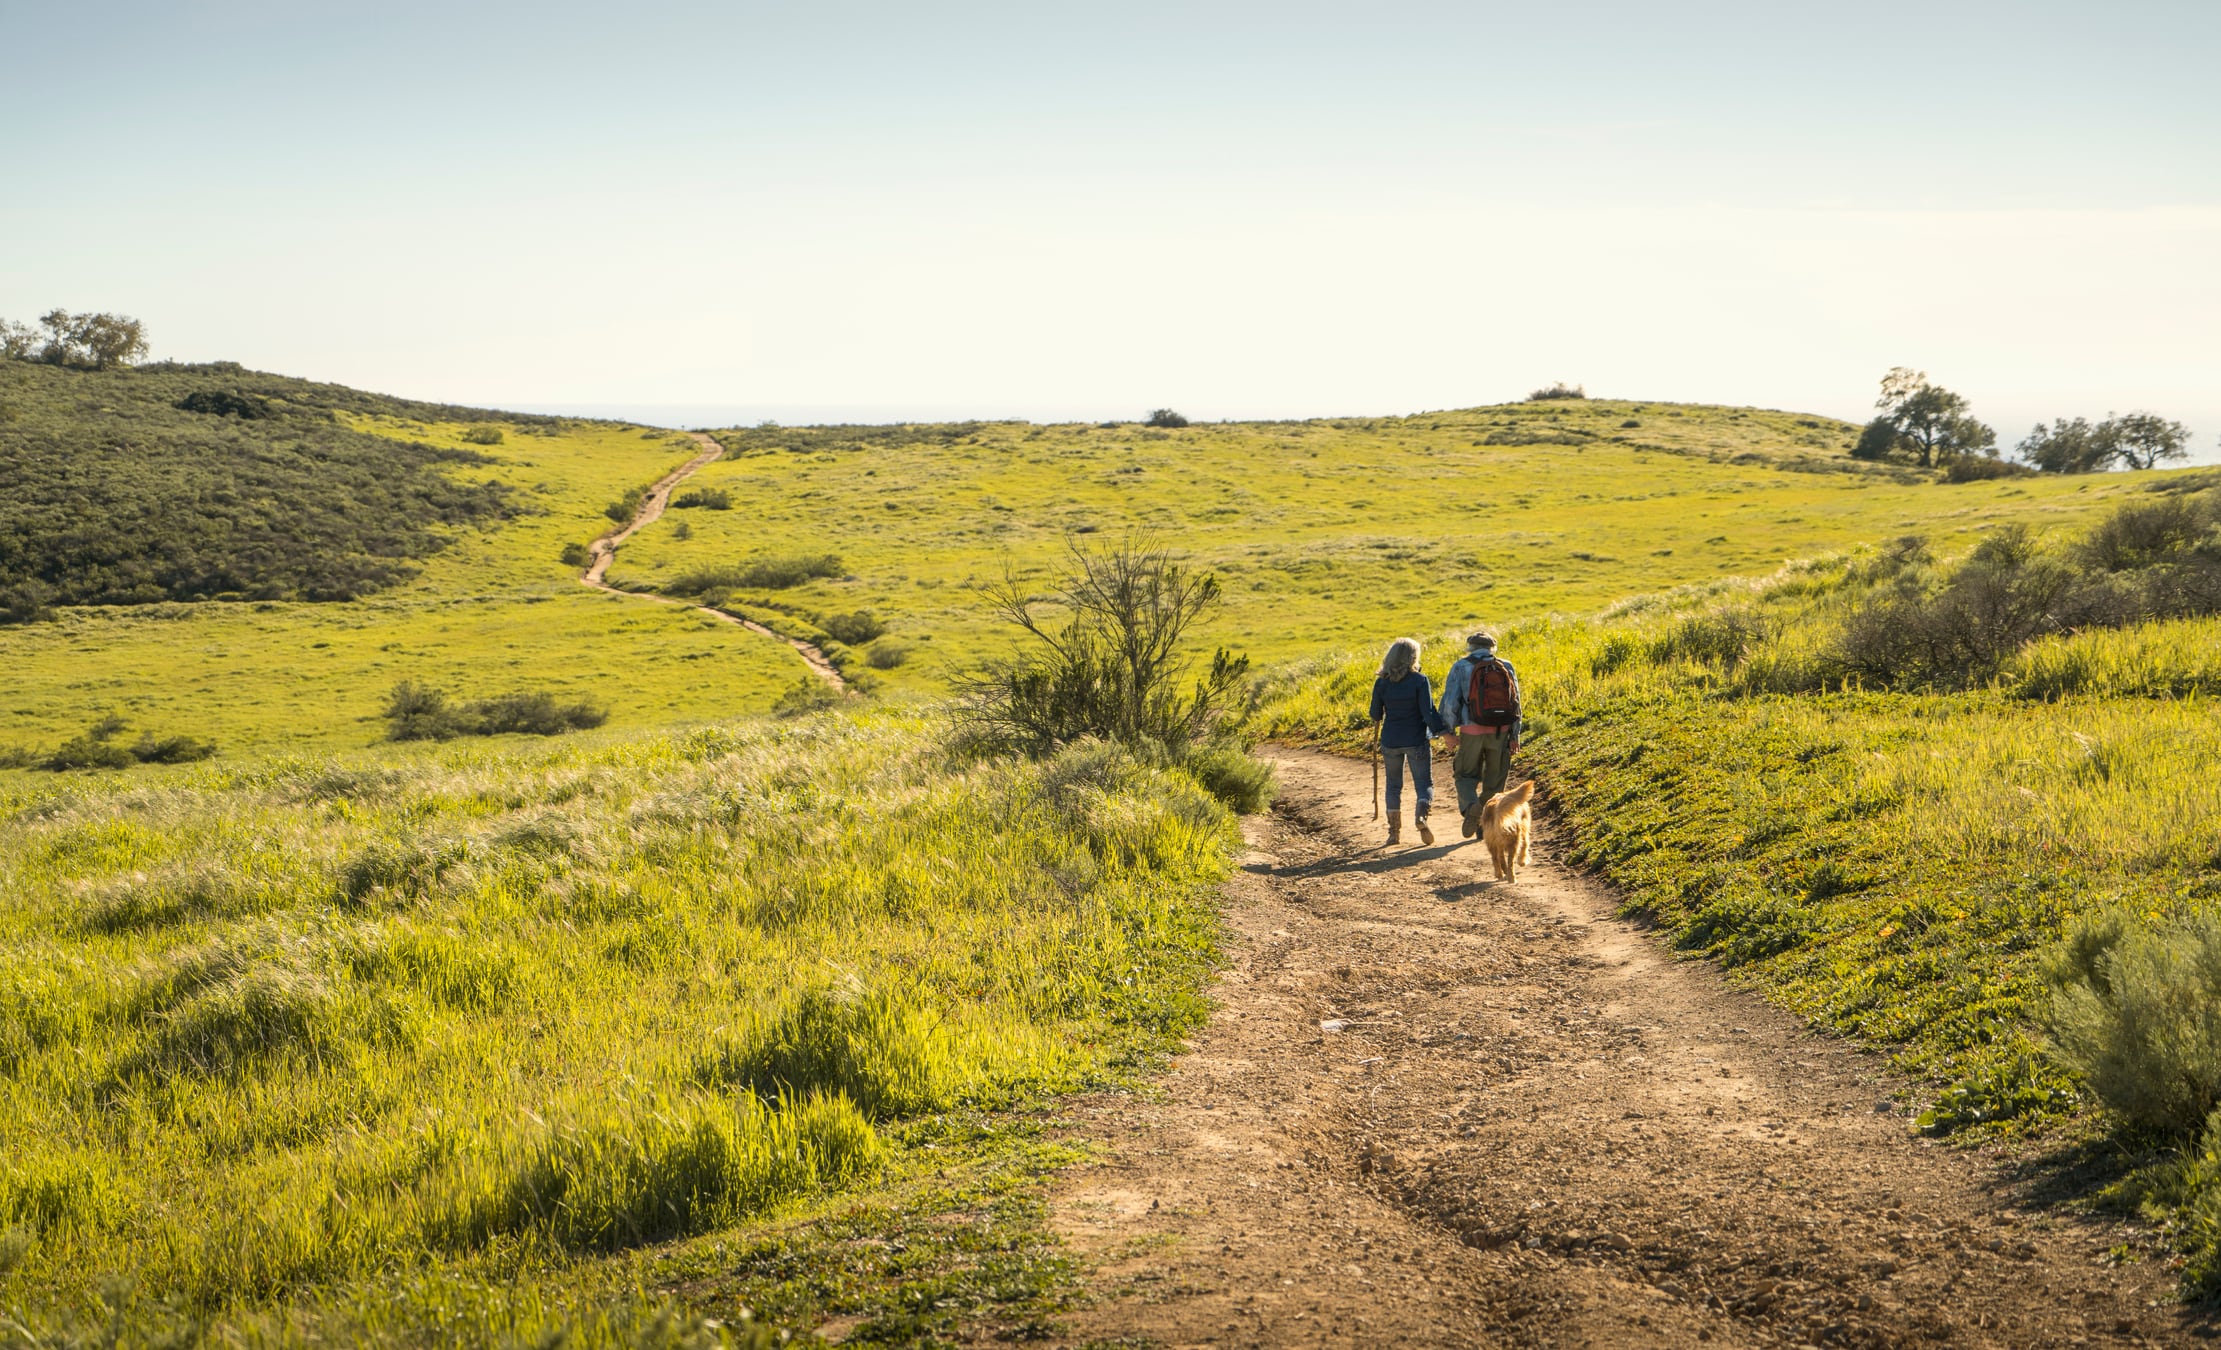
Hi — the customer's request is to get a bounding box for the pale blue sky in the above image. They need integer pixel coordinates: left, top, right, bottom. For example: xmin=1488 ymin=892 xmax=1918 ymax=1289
xmin=3 ymin=1 xmax=2215 ymax=449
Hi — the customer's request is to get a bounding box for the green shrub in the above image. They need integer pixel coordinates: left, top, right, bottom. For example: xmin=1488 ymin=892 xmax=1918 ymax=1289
xmin=866 ymin=638 xmax=911 ymax=670
xmin=666 ymin=555 xmax=843 ymax=594
xmin=174 ymin=390 xmax=272 ymax=419
xmin=0 ymin=581 xmax=52 ymax=625
xmin=459 ymin=425 xmax=504 ymax=445
xmin=1527 ymin=382 xmax=1586 ymax=401
xmin=1180 ymin=743 xmax=1277 ymax=814
xmin=771 ymin=677 xmax=841 ymax=718
xmin=560 ymin=542 xmax=590 ymax=568
xmin=41 ymin=736 xmax=135 ymax=771
xmin=382 ymin=681 xmax=606 ymax=741
xmin=129 ymin=733 xmax=216 ymax=764
xmin=2045 ymin=911 xmax=2221 ymax=1137
xmin=1942 ymin=453 xmax=2032 ymax=482
xmin=671 ymin=488 xmax=731 ymax=510
xmin=819 ymin=610 xmax=885 ymax=645
xmin=605 ymin=489 xmax=646 ymax=524
xmin=1144 ymin=409 xmax=1189 ymax=428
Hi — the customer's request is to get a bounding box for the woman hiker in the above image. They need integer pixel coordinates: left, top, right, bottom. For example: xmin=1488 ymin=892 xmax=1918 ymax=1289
xmin=1369 ymin=637 xmax=1450 ymax=846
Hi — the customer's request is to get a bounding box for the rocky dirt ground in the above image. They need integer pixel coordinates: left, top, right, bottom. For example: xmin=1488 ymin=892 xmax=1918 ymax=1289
xmin=1044 ymin=748 xmax=2205 ymax=1349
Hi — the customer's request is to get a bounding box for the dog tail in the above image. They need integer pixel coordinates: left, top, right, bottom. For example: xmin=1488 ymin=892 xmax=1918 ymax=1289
xmin=1499 ymin=780 xmax=1535 ymax=810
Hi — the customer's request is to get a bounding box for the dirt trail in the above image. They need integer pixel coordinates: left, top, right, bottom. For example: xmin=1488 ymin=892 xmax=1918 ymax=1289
xmin=578 ymin=432 xmax=845 ymax=689
xmin=1048 ymin=747 xmax=2196 ymax=1349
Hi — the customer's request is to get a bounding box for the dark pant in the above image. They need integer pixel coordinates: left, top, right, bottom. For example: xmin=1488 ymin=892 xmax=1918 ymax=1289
xmin=1381 ymin=743 xmax=1433 ymax=815
xmin=1453 ymin=730 xmax=1513 ymax=814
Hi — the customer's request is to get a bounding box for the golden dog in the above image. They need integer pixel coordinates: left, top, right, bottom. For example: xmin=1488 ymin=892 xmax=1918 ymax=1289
xmin=1479 ymin=781 xmax=1534 ymax=882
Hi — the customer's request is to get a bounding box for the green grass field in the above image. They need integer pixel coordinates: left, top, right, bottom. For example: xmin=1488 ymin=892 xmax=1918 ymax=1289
xmin=0 ymin=712 xmax=1229 ymax=1344
xmin=609 ymin=401 xmax=2143 ymax=693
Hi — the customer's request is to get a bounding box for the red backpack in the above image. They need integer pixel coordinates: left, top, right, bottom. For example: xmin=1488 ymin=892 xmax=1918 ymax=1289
xmin=1467 ymin=657 xmax=1520 ymax=729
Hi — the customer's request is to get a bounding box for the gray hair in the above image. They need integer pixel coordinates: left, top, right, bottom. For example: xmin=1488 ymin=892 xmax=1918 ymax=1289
xmin=1380 ymin=637 xmax=1422 ymax=680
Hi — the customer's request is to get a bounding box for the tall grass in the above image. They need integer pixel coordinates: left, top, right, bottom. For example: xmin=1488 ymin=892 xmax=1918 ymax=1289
xmin=0 ymin=708 xmax=1231 ymax=1341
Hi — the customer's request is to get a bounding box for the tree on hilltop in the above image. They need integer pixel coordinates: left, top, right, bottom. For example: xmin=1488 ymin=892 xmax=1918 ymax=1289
xmin=2019 ymin=412 xmax=2192 ymax=473
xmin=1852 ymin=368 xmax=1996 ymax=469
xmin=1145 ymin=408 xmax=1189 ymax=428
xmin=2104 ymin=412 xmax=2192 ymax=471
xmin=2 ymin=310 xmax=150 ymax=369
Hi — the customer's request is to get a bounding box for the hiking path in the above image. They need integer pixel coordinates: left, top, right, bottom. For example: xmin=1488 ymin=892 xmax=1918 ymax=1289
xmin=1045 ymin=746 xmax=2191 ymax=1349
xmin=578 ymin=432 xmax=845 ymax=689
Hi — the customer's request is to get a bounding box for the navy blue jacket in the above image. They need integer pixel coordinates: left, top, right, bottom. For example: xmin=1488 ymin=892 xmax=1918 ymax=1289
xmin=1369 ymin=671 xmax=1449 ymax=748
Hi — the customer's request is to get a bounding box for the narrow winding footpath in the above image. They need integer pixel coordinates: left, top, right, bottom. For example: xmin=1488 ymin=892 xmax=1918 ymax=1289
xmin=1045 ymin=748 xmax=2194 ymax=1349
xmin=578 ymin=432 xmax=845 ymax=689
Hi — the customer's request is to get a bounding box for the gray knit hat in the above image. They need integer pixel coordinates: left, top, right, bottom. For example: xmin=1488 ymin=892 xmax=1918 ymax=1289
xmin=1467 ymin=630 xmax=1497 ymax=651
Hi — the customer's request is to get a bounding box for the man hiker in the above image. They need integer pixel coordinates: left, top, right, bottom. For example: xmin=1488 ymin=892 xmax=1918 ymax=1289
xmin=1440 ymin=630 xmax=1522 ymax=839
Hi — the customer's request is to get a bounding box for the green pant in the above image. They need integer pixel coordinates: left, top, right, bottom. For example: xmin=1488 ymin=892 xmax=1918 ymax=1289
xmin=1453 ymin=730 xmax=1514 ymax=815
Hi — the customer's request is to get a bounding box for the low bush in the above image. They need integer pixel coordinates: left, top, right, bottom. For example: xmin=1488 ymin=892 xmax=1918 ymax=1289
xmin=604 ymin=488 xmax=646 ymax=524
xmin=1942 ymin=453 xmax=2032 ymax=482
xmin=1180 ymin=743 xmax=1278 ymax=814
xmin=459 ymin=425 xmax=504 ymax=445
xmin=2045 ymin=911 xmax=2221 ymax=1137
xmin=771 ymin=677 xmax=841 ymax=718
xmin=382 ymin=681 xmax=607 ymax=741
xmin=1528 ymin=382 xmax=1587 ymax=401
xmin=1144 ymin=408 xmax=1189 ymax=428
xmin=865 ymin=638 xmax=911 ymax=670
xmin=1 ymin=580 xmax=53 ymax=625
xmin=819 ymin=610 xmax=885 ymax=645
xmin=665 ymin=554 xmax=843 ymax=595
xmin=43 ymin=734 xmax=136 ymax=771
xmin=672 ymin=488 xmax=731 ymax=510
xmin=175 ymin=390 xmax=273 ymax=419
xmin=32 ymin=717 xmax=216 ymax=770
xmin=128 ymin=733 xmax=217 ymax=764
xmin=559 ymin=541 xmax=590 ymax=568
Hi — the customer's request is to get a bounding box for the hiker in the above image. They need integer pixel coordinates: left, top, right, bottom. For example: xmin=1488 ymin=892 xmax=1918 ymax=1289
xmin=1369 ymin=637 xmax=1449 ymax=846
xmin=1440 ymin=630 xmax=1523 ymax=839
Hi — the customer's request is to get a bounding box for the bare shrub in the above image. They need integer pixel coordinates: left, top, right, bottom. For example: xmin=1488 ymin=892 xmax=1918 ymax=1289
xmin=956 ymin=535 xmax=1250 ymax=755
xmin=1527 ymin=382 xmax=1586 ymax=401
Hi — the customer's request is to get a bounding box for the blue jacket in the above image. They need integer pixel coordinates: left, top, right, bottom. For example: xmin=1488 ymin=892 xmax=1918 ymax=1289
xmin=1441 ymin=653 xmax=1523 ymax=739
xmin=1369 ymin=671 xmax=1448 ymax=748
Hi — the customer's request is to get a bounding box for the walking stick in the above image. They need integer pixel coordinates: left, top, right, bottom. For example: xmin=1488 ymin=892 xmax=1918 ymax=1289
xmin=1372 ymin=718 xmax=1382 ymax=820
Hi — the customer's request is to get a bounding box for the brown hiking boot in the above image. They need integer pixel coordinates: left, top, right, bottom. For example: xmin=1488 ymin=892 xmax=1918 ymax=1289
xmin=1386 ymin=810 xmax=1402 ymax=845
xmin=1416 ymin=811 xmax=1435 ymax=845
xmin=1461 ymin=802 xmax=1482 ymax=838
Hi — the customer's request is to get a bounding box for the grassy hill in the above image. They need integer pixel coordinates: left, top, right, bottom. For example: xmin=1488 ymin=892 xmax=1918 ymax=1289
xmin=0 ymin=360 xmax=525 ymax=608
xmin=9 ymin=364 xmax=2220 ymax=1337
xmin=0 ymin=364 xmax=808 ymax=758
xmin=610 ymin=399 xmax=2137 ymax=691
xmin=6 ymin=385 xmax=2149 ymax=760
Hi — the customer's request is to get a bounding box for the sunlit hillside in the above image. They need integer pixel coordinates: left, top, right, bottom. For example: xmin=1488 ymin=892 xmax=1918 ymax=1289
xmin=613 ymin=400 xmax=2146 ymax=691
